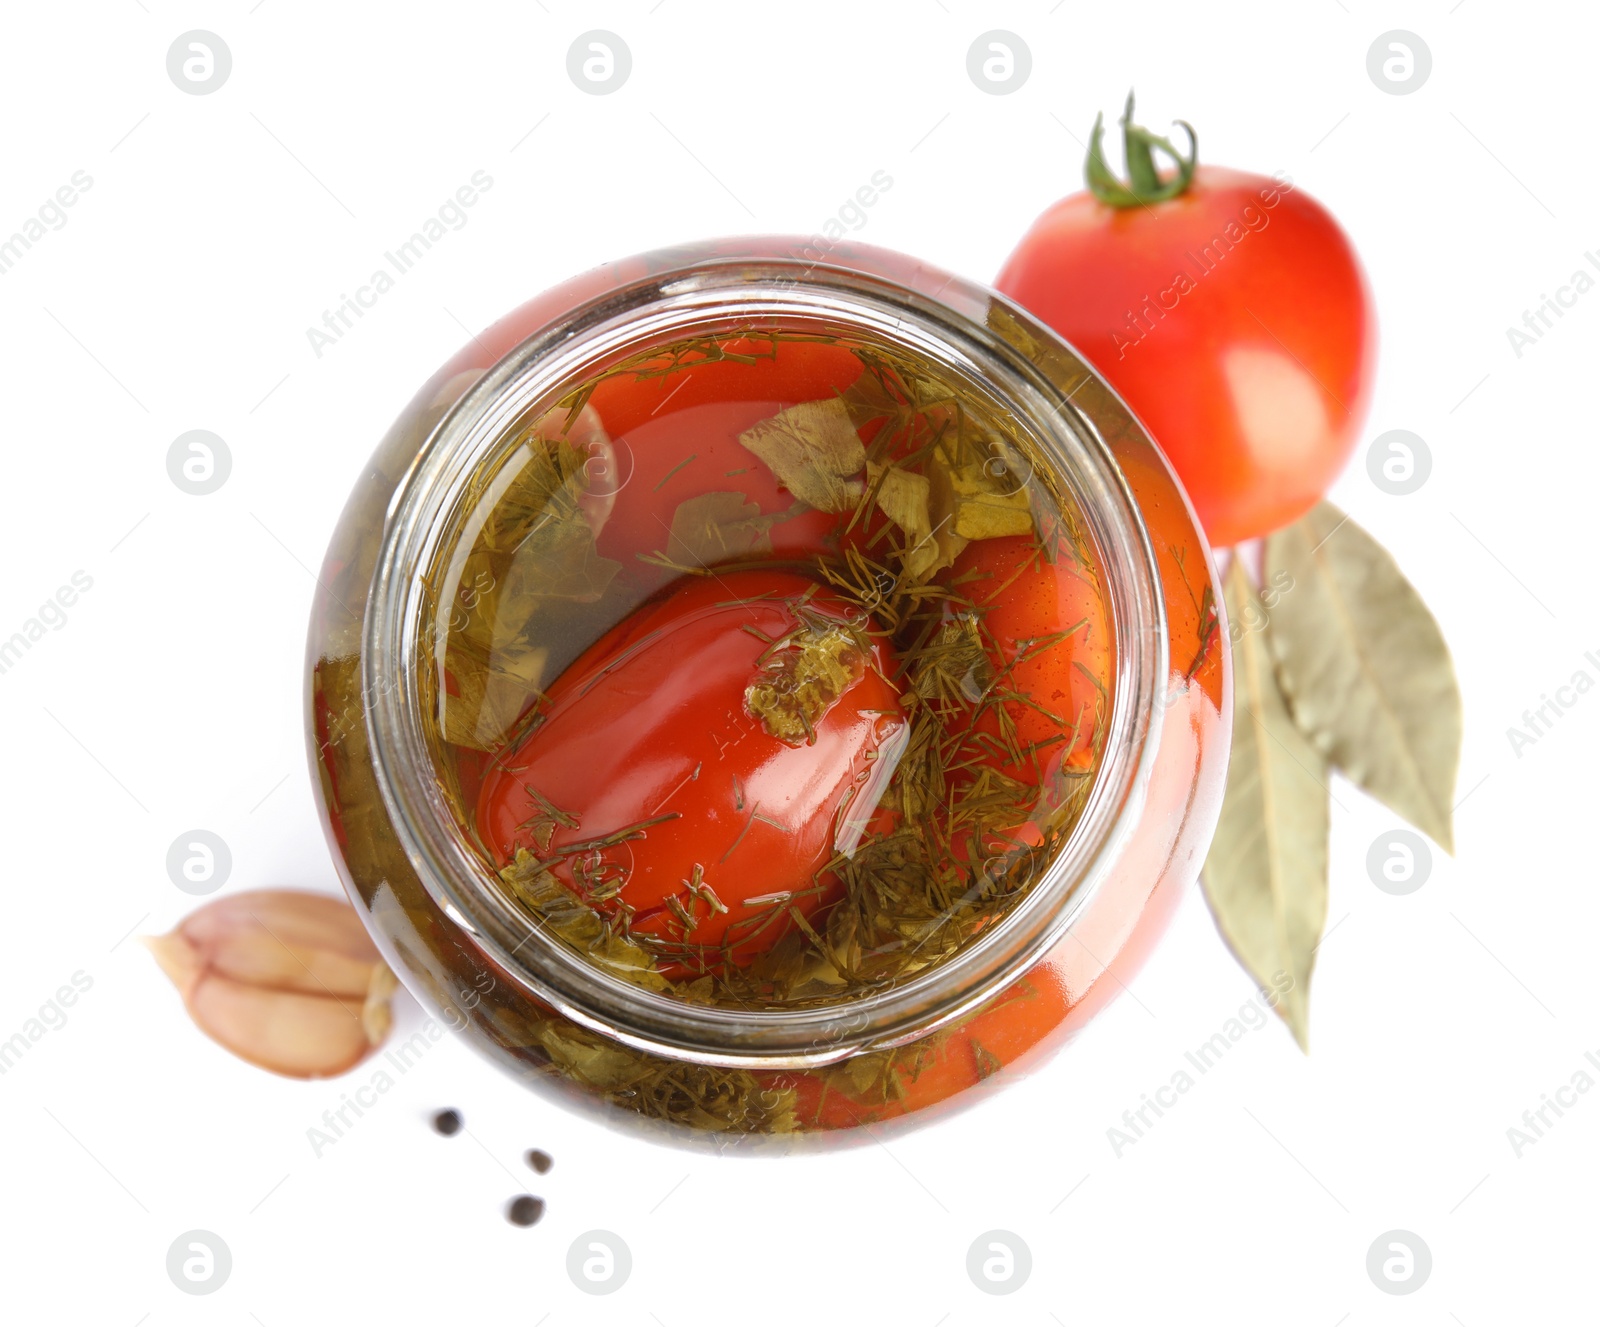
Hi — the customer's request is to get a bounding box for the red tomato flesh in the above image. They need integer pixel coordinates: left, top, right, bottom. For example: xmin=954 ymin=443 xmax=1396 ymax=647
xmin=586 ymin=337 xmax=862 ymax=573
xmin=951 ymin=533 xmax=1111 ymax=791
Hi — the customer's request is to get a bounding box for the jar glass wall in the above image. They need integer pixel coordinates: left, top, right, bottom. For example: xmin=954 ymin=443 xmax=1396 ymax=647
xmin=306 ymin=239 xmax=1230 ymax=1147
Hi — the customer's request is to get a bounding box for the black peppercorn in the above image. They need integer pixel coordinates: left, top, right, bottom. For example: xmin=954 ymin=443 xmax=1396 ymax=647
xmin=506 ymin=1195 xmax=545 ymax=1226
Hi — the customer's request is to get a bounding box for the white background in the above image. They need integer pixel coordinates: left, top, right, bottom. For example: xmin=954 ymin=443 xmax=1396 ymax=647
xmin=1 ymin=2 xmax=1593 ymax=1321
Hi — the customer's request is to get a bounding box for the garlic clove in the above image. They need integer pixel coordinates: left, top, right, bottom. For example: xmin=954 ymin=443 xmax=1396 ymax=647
xmin=184 ymin=970 xmax=379 ymax=1078
xmin=175 ymin=889 xmax=382 ymax=997
xmin=146 ymin=888 xmax=399 ymax=1079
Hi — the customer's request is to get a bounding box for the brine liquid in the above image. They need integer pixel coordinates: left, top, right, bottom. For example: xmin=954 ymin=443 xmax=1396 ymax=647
xmin=417 ymin=327 xmax=1114 ymax=1010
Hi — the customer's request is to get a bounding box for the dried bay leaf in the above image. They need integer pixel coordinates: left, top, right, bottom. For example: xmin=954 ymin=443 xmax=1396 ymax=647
xmin=949 ymin=459 xmax=1034 ymax=540
xmin=837 ymin=361 xmax=908 ymax=428
xmin=500 ymin=510 xmax=621 ymax=606
xmin=441 ymin=643 xmax=548 ymax=750
xmin=923 ymin=436 xmax=1033 ymax=548
xmin=441 ymin=431 xmax=621 ymax=749
xmin=661 ymin=490 xmax=790 ymax=568
xmin=441 ymin=646 xmax=495 ymax=748
xmin=922 ymin=451 xmax=970 ymax=576
xmin=1202 ymin=562 xmax=1329 ymax=1051
xmin=535 ymin=1024 xmax=645 ymax=1091
xmin=557 ymin=403 xmax=619 ymax=539
xmin=867 ymin=461 xmax=949 ymax=581
xmin=1265 ymin=501 xmax=1461 ymax=852
xmin=492 ymin=404 xmax=623 ymax=549
xmin=867 ymin=461 xmax=931 ymax=540
xmin=739 ymin=397 xmax=866 ymax=513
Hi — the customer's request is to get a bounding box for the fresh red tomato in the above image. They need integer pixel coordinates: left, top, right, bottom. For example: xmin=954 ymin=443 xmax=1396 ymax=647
xmin=476 ymin=570 xmax=905 ymax=969
xmin=995 ymin=99 xmax=1376 ymax=547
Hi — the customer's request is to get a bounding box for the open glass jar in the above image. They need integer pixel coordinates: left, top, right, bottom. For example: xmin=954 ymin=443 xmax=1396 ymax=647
xmin=306 ymin=239 xmax=1230 ymax=1147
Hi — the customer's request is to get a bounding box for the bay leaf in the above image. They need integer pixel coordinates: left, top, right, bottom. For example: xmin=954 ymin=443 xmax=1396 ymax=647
xmin=948 ymin=443 xmax=1035 ymax=541
xmin=739 ymin=397 xmax=866 ymax=513
xmin=921 ymin=449 xmax=970 ymax=576
xmin=867 ymin=461 xmax=931 ymax=540
xmin=867 ymin=460 xmax=949 ymax=581
xmin=950 ymin=467 xmax=1034 ymax=540
xmin=922 ymin=434 xmax=1033 ymax=544
xmin=1202 ymin=561 xmax=1329 ymax=1051
xmin=1265 ymin=501 xmax=1461 ymax=852
xmin=501 ymin=508 xmax=621 ymax=605
xmin=440 ymin=646 xmax=494 ymax=748
xmin=836 ymin=364 xmax=906 ymax=428
xmin=441 ymin=643 xmax=550 ymax=751
xmin=662 ymin=490 xmax=786 ymax=568
xmin=477 ymin=436 xmax=581 ymax=554
xmin=477 ymin=661 xmax=547 ymax=748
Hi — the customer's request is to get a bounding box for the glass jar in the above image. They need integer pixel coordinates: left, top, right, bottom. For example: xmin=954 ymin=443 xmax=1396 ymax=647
xmin=306 ymin=238 xmax=1230 ymax=1147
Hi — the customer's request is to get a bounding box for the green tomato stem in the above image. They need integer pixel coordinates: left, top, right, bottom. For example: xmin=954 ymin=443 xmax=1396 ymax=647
xmin=1085 ymin=92 xmax=1198 ymax=207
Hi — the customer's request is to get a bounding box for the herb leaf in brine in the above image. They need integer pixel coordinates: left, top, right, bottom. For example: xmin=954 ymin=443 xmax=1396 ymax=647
xmin=947 ymin=443 xmax=1035 ymax=540
xmin=866 ymin=460 xmax=951 ymax=582
xmin=439 ymin=428 xmax=625 ymax=749
xmin=654 ymin=490 xmax=797 ymax=569
xmin=442 ymin=643 xmax=551 ymax=751
xmin=739 ymin=397 xmax=866 ymax=513
xmin=499 ymin=507 xmax=621 ymax=606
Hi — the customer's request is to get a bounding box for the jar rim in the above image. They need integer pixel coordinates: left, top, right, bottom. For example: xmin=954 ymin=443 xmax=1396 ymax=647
xmin=362 ymin=253 xmax=1168 ymax=1069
